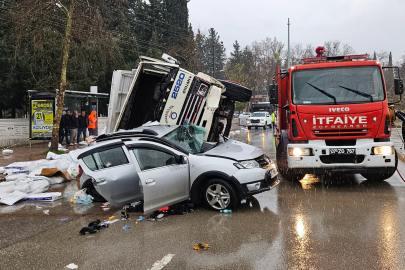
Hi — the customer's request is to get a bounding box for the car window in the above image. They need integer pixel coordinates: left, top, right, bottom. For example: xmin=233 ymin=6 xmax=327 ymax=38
xmin=133 ymin=148 xmax=177 ymax=171
xmin=83 ymin=147 xmax=129 ymax=171
xmin=82 ymin=155 xmax=97 ymax=170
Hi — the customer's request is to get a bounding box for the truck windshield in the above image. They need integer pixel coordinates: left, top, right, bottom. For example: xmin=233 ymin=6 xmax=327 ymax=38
xmin=251 ymin=112 xmax=266 ymax=117
xmin=292 ymin=66 xmax=384 ymax=105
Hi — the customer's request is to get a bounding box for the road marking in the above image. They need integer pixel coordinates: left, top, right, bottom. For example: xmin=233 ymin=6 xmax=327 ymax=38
xmin=149 ymin=254 xmax=175 ymax=270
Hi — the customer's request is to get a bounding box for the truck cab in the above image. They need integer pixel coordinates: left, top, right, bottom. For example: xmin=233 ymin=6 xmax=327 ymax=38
xmin=269 ymin=47 xmax=404 ymax=181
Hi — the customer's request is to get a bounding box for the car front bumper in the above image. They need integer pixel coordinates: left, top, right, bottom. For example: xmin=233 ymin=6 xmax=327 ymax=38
xmin=232 ymin=166 xmax=279 ymax=198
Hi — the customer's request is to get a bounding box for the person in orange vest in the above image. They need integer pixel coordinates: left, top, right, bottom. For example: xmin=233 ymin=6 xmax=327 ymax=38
xmin=88 ymin=110 xmax=97 ymax=136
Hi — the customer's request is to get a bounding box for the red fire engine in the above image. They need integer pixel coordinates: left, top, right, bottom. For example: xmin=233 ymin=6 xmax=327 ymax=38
xmin=269 ymin=46 xmax=404 ymax=181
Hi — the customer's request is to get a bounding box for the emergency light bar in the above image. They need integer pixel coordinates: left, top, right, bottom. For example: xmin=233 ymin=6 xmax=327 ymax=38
xmin=302 ymin=54 xmax=369 ymax=64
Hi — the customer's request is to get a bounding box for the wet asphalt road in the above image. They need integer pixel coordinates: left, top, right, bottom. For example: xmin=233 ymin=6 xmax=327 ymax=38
xmin=2 ymin=128 xmax=405 ymax=269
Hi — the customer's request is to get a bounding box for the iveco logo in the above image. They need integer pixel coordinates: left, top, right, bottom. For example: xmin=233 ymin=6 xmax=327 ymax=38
xmin=329 ymin=107 xmax=350 ymax=112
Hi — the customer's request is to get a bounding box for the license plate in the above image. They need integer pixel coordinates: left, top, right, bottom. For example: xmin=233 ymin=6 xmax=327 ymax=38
xmin=329 ymin=148 xmax=355 ymax=155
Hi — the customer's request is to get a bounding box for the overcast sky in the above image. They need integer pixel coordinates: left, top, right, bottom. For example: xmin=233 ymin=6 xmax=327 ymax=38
xmin=188 ymin=0 xmax=405 ymax=62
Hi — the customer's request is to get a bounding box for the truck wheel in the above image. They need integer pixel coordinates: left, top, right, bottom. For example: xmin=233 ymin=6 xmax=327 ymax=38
xmin=218 ymin=80 xmax=252 ymax=102
xmin=361 ymin=150 xmax=398 ymax=181
xmin=204 ymin=179 xmax=238 ymax=211
xmin=276 ymin=140 xmax=304 ymax=182
xmin=255 ymin=127 xmax=258 ymax=130
xmin=248 ymin=126 xmax=251 ymax=130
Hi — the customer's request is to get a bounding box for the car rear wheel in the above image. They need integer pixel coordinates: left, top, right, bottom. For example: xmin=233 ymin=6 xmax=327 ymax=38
xmin=84 ymin=181 xmax=107 ymax=202
xmin=204 ymin=179 xmax=238 ymax=211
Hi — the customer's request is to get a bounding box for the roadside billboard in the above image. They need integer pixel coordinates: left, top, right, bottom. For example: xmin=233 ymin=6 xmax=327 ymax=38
xmin=30 ymin=99 xmax=54 ymax=140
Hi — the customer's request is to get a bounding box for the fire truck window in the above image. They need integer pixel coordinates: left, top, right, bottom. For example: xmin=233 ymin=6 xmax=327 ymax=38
xmin=292 ymin=66 xmax=384 ymax=105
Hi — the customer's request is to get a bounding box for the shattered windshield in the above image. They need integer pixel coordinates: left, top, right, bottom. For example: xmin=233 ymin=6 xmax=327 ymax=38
xmin=163 ymin=125 xmax=206 ymax=154
xmin=292 ymin=66 xmax=384 ymax=105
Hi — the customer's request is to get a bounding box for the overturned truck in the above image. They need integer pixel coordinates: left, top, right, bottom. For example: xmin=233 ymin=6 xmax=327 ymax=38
xmin=107 ymin=56 xmax=251 ymax=141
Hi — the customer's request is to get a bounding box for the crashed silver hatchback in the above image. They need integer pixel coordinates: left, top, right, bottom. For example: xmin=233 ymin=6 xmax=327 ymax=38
xmin=77 ymin=125 xmax=279 ymax=213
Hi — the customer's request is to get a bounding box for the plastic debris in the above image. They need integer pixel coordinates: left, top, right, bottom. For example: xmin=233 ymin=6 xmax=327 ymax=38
xmin=43 ymin=210 xmax=49 ymax=215
xmin=65 ymin=263 xmax=78 ymax=269
xmin=193 ymin=243 xmax=211 ymax=251
xmin=139 ymin=216 xmax=145 ymax=220
xmin=25 ymin=192 xmax=62 ymax=202
xmin=156 ymin=213 xmax=164 ymax=219
xmin=220 ymin=209 xmax=232 ymax=213
xmin=0 ymin=190 xmax=27 ymax=205
xmin=36 ymin=205 xmax=42 ymax=210
xmin=73 ymin=189 xmax=93 ymax=204
xmin=158 ymin=207 xmax=169 ymax=212
xmin=60 ymin=218 xmax=68 ymax=221
xmin=103 ymin=208 xmax=110 ymax=211
xmin=108 ymin=216 xmax=115 ymax=221
xmin=123 ymin=225 xmax=130 ymax=230
xmin=2 ymin=149 xmax=13 ymax=155
xmin=79 ymin=220 xmax=108 ymax=235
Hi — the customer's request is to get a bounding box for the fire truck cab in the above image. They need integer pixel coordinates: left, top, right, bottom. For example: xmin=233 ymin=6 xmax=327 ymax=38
xmin=269 ymin=47 xmax=404 ymax=181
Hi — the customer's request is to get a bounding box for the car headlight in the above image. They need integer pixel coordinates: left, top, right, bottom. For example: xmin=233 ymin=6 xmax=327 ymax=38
xmin=373 ymin=146 xmax=394 ymax=155
xmin=261 ymin=120 xmax=264 ymax=124
xmin=234 ymin=160 xmax=260 ymax=169
xmin=246 ymin=120 xmax=250 ymax=124
xmin=288 ymin=147 xmax=312 ymax=156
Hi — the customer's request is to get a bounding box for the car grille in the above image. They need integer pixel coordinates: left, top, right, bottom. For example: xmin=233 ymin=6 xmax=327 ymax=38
xmin=255 ymin=154 xmax=271 ymax=168
xmin=314 ymin=129 xmax=367 ymax=137
xmin=250 ymin=119 xmax=260 ymax=123
xmin=320 ymin=155 xmax=365 ymax=164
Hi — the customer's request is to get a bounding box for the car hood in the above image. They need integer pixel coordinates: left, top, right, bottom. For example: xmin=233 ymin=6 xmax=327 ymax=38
xmin=248 ymin=117 xmax=264 ymax=120
xmin=203 ymin=139 xmax=263 ymax=161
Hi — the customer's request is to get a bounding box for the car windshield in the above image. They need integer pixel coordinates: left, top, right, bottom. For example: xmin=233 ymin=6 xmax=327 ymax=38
xmin=292 ymin=66 xmax=384 ymax=105
xmin=251 ymin=112 xmax=266 ymax=117
xmin=163 ymin=125 xmax=206 ymax=154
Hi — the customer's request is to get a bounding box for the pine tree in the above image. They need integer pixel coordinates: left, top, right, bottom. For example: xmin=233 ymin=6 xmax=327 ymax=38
xmin=146 ymin=31 xmax=162 ymax=58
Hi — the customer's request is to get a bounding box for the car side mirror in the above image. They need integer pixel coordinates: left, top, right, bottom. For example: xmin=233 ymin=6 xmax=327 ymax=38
xmin=180 ymin=155 xmax=188 ymax=164
xmin=394 ymin=78 xmax=404 ymax=95
xmin=269 ymin=84 xmax=278 ymax=104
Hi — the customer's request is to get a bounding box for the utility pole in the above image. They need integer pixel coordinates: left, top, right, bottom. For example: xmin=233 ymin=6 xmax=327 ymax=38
xmin=287 ymin=18 xmax=290 ymax=68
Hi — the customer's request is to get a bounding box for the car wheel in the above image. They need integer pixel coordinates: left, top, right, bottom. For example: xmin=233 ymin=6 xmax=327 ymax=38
xmin=204 ymin=179 xmax=238 ymax=211
xmin=248 ymin=126 xmax=251 ymax=130
xmin=255 ymin=127 xmax=258 ymax=130
xmin=263 ymin=124 xmax=267 ymax=130
xmin=84 ymin=181 xmax=107 ymax=202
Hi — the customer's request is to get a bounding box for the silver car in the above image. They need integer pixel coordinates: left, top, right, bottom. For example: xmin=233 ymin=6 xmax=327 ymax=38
xmin=76 ymin=125 xmax=279 ymax=213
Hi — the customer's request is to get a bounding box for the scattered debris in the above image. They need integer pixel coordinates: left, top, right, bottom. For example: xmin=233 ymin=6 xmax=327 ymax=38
xmin=36 ymin=205 xmax=42 ymax=210
xmin=123 ymin=225 xmax=130 ymax=230
xmin=72 ymin=189 xmax=93 ymax=204
xmin=138 ymin=216 xmax=145 ymax=220
xmin=220 ymin=209 xmax=232 ymax=213
xmin=103 ymin=208 xmax=110 ymax=211
xmin=2 ymin=149 xmax=13 ymax=155
xmin=65 ymin=263 xmax=78 ymax=269
xmin=25 ymin=192 xmax=62 ymax=202
xmin=108 ymin=216 xmax=115 ymax=221
xmin=79 ymin=220 xmax=108 ymax=235
xmin=193 ymin=243 xmax=210 ymax=251
xmin=150 ymin=254 xmax=175 ymax=270
xmin=60 ymin=218 xmax=68 ymax=221
xmin=43 ymin=210 xmax=49 ymax=215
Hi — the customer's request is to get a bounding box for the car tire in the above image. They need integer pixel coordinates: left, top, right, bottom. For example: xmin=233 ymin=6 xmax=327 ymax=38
xmin=204 ymin=179 xmax=238 ymax=211
xmin=263 ymin=124 xmax=267 ymax=130
xmin=248 ymin=126 xmax=251 ymax=130
xmin=361 ymin=150 xmax=398 ymax=181
xmin=84 ymin=181 xmax=107 ymax=202
xmin=255 ymin=127 xmax=258 ymax=130
xmin=217 ymin=80 xmax=252 ymax=102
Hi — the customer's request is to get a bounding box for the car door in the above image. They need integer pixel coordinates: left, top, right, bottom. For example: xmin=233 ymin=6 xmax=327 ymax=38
xmin=79 ymin=143 xmax=142 ymax=206
xmin=127 ymin=141 xmax=190 ymax=214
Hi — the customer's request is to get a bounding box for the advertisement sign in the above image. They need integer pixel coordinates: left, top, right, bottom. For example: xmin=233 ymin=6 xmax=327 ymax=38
xmin=31 ymin=100 xmax=54 ymax=139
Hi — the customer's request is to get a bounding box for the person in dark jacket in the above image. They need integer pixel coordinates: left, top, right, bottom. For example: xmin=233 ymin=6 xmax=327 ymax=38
xmin=61 ymin=110 xmax=71 ymax=145
xmin=395 ymin=110 xmax=405 ymax=146
xmin=69 ymin=111 xmax=79 ymax=145
xmin=78 ymin=111 xmax=89 ymax=142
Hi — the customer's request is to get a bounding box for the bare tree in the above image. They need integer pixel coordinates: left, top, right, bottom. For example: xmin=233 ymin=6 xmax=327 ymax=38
xmin=323 ymin=40 xmax=355 ymax=56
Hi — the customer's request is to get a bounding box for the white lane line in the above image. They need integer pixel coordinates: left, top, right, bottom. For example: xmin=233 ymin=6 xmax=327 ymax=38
xmin=149 ymin=254 xmax=175 ymax=270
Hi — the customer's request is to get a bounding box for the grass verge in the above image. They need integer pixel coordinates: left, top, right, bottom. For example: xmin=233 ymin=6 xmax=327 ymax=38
xmin=41 ymin=149 xmax=66 ymax=155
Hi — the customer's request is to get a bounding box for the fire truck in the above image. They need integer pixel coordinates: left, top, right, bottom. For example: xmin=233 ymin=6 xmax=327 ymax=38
xmin=269 ymin=46 xmax=404 ymax=181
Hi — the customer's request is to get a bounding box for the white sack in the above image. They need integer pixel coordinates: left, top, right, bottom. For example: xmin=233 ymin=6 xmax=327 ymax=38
xmin=25 ymin=192 xmax=62 ymax=201
xmin=0 ymin=190 xmax=27 ymax=205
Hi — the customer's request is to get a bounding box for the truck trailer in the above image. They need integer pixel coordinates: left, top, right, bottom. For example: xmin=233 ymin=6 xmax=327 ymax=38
xmin=269 ymin=46 xmax=404 ymax=181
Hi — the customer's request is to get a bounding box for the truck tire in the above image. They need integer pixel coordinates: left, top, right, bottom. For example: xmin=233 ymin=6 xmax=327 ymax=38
xmin=248 ymin=126 xmax=251 ymax=130
xmin=276 ymin=139 xmax=304 ymax=182
xmin=360 ymin=150 xmax=398 ymax=181
xmin=218 ymin=80 xmax=252 ymax=102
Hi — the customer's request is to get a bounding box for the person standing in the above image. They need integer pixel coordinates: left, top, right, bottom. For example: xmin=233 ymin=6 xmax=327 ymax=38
xmin=78 ymin=111 xmax=89 ymax=142
xmin=88 ymin=110 xmax=97 ymax=136
xmin=395 ymin=110 xmax=405 ymax=146
xmin=271 ymin=111 xmax=276 ymax=129
xmin=69 ymin=111 xmax=79 ymax=145
xmin=61 ymin=110 xmax=71 ymax=145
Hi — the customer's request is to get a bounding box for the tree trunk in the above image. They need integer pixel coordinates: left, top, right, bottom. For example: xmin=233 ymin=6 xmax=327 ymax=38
xmin=51 ymin=0 xmax=75 ymax=150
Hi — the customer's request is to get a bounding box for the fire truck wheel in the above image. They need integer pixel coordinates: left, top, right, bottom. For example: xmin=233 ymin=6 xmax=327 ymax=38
xmin=277 ymin=144 xmax=304 ymax=182
xmin=361 ymin=151 xmax=398 ymax=181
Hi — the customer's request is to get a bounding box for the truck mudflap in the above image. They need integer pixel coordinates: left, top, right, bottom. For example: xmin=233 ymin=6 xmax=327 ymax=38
xmin=287 ymin=139 xmax=396 ymax=172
